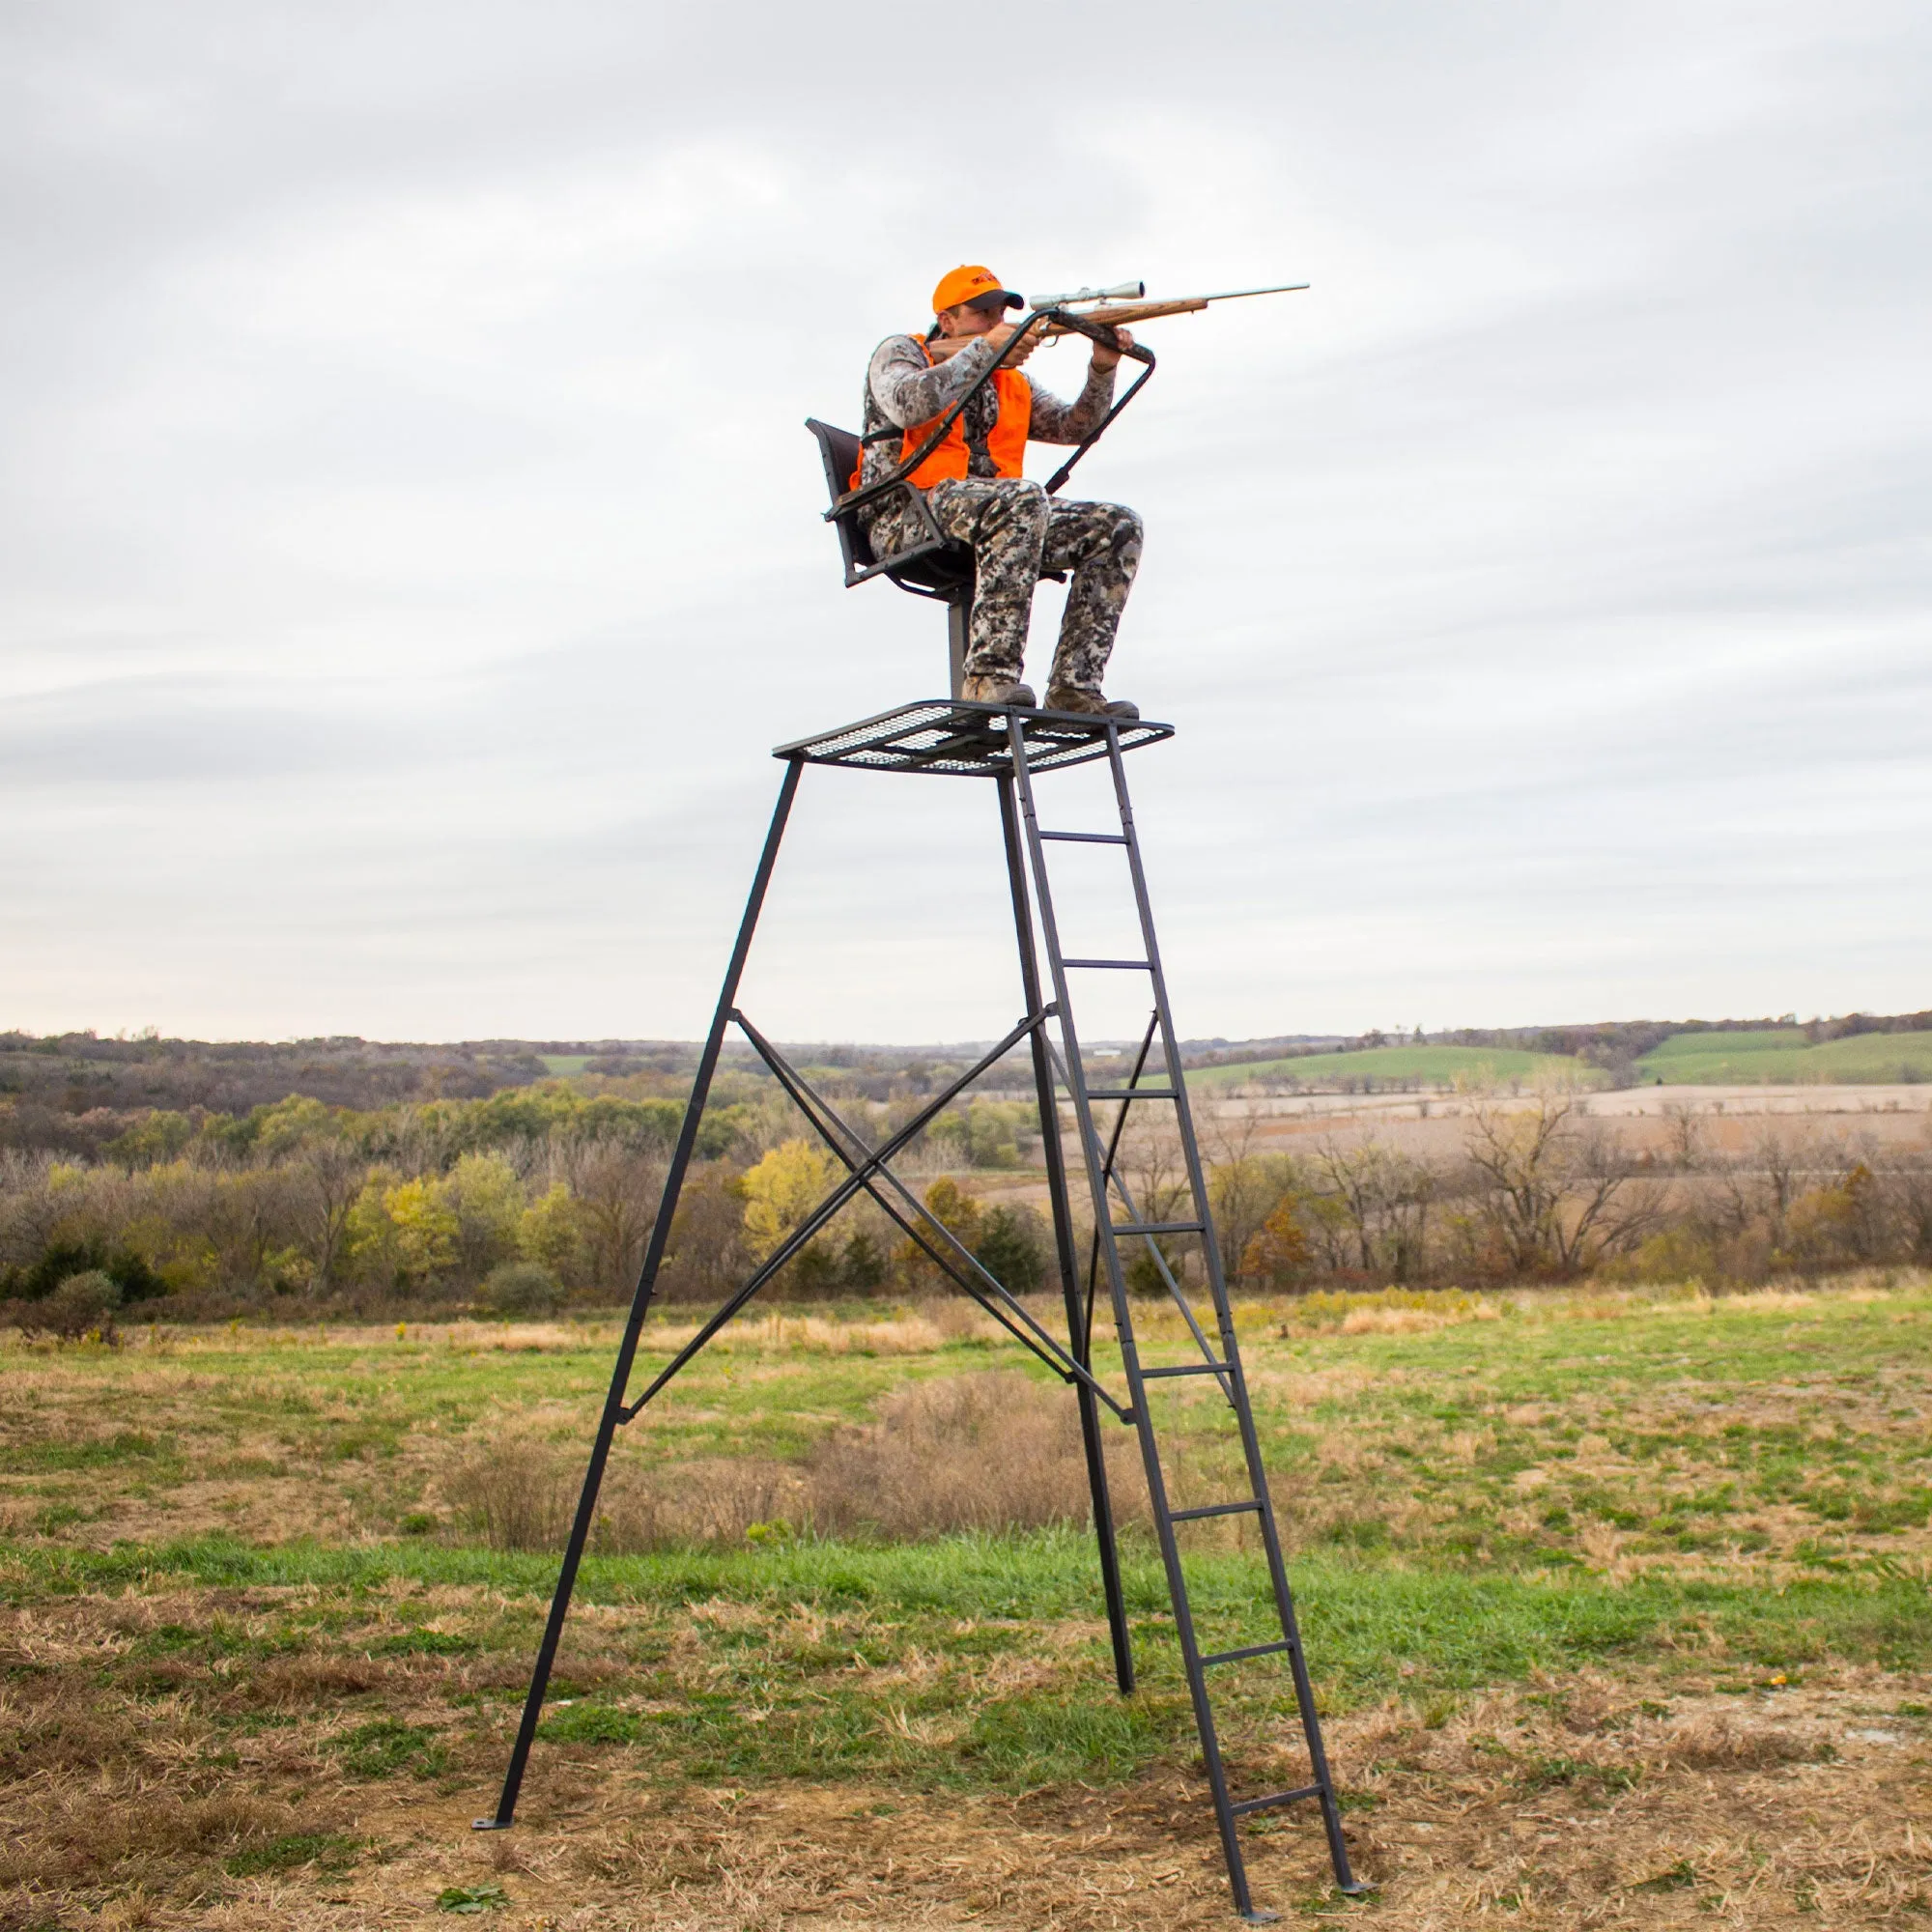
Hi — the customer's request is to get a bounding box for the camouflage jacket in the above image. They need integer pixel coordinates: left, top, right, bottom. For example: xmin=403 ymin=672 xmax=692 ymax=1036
xmin=855 ymin=332 xmax=1117 ymax=520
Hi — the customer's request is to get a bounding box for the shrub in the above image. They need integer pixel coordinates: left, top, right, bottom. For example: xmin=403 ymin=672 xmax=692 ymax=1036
xmin=441 ymin=1438 xmax=574 ymax=1550
xmin=895 ymin=1177 xmax=984 ymax=1292
xmin=840 ymin=1228 xmax=887 ymax=1292
xmin=9 ymin=1239 xmax=164 ymax=1304
xmin=1238 ymin=1198 xmax=1310 ymax=1291
xmin=740 ymin=1139 xmax=841 ymax=1260
xmin=809 ymin=1371 xmax=1143 ymax=1538
xmin=480 ymin=1261 xmax=563 ymax=1319
xmin=973 ymin=1203 xmax=1048 ymax=1294
xmin=595 ymin=1456 xmax=807 ymax=1550
xmin=39 ymin=1269 xmax=123 ymax=1339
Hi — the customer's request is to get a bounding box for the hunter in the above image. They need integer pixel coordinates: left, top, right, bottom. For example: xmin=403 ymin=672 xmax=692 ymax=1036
xmin=855 ymin=264 xmax=1144 ymax=717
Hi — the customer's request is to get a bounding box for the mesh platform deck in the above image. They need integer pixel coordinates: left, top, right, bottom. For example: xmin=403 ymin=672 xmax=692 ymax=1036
xmin=774 ymin=698 xmax=1173 ymax=777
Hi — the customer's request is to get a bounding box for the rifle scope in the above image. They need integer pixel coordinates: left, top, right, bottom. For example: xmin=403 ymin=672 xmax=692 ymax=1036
xmin=1027 ymin=280 xmax=1145 ymax=306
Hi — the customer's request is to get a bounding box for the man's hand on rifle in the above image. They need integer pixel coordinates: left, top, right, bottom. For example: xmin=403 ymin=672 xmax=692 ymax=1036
xmin=1088 ymin=326 xmax=1134 ymax=374
xmin=981 ymin=317 xmax=1046 ymax=368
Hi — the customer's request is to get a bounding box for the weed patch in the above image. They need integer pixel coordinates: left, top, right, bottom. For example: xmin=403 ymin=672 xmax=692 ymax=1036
xmin=223 ymin=1831 xmax=360 ymax=1877
xmin=334 ymin=1718 xmax=448 ymax=1779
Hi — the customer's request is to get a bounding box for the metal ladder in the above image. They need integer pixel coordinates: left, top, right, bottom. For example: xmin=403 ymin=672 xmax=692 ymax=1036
xmin=1006 ymin=714 xmax=1363 ymax=1919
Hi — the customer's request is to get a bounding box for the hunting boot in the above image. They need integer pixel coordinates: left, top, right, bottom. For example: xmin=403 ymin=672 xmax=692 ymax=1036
xmin=1043 ymin=683 xmax=1140 ymax=721
xmin=961 ymin=674 xmax=1037 ymax=707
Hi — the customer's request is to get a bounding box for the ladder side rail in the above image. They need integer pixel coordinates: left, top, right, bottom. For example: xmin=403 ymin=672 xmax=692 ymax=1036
xmin=1006 ymin=717 xmax=1259 ymax=1918
xmin=480 ymin=759 xmax=804 ymax=1833
xmin=1083 ymin=1011 xmax=1160 ymax=1360
xmin=1100 ymin=727 xmax=1269 ymax=1427
xmin=997 ymin=774 xmax=1136 ymax=1694
xmin=1100 ymin=725 xmax=1231 ymax=1307
xmin=1101 ymin=730 xmax=1365 ymax=1900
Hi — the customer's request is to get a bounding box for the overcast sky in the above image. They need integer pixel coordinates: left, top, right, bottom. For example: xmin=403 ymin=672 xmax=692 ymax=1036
xmin=4 ymin=0 xmax=1927 ymax=1046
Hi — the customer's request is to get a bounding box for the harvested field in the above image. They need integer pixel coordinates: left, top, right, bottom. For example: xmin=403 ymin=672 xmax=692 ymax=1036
xmin=3 ymin=1277 xmax=1930 ymax=1925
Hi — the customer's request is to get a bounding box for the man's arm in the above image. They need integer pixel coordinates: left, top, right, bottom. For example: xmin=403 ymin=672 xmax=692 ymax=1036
xmin=1025 ymin=360 xmax=1119 ymax=444
xmin=867 ymin=333 xmax=1000 ymax=429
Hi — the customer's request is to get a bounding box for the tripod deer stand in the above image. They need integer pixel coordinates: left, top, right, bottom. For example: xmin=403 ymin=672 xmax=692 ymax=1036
xmin=478 ymin=338 xmax=1361 ymax=1913
xmin=477 ymin=688 xmax=1363 ymax=1917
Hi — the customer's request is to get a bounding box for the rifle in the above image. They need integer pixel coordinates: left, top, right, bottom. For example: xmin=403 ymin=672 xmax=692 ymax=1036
xmin=923 ymin=279 xmax=1309 ymax=357
xmin=839 ymin=278 xmax=1307 ymax=512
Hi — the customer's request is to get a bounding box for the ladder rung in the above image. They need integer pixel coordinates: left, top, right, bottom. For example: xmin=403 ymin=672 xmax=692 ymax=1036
xmin=1230 ymin=1783 xmax=1323 ymax=1818
xmin=1202 ymin=1637 xmax=1295 ymax=1668
xmin=1111 ymin=1219 xmax=1205 ymax=1236
xmin=1037 ymin=830 xmax=1128 ymax=844
xmin=1141 ymin=1360 xmax=1232 ymax=1380
xmin=1087 ymin=1087 xmax=1177 ymax=1101
xmin=1061 ymin=956 xmax=1152 ymax=971
xmin=1169 ymin=1498 xmax=1263 ymax=1522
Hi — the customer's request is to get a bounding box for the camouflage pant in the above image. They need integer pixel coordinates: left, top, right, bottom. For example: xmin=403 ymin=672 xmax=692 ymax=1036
xmin=869 ymin=478 xmax=1143 ymax=689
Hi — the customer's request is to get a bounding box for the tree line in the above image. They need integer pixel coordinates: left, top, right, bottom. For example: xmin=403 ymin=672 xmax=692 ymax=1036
xmin=4 ymin=1076 xmax=1929 ymax=1330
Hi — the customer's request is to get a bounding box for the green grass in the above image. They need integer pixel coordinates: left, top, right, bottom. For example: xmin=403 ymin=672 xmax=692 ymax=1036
xmin=1188 ymin=1044 xmax=1590 ymax=1090
xmin=8 ymin=1284 xmax=1932 ymax=1577
xmin=4 ymin=1528 xmax=1925 ymax=1792
xmin=1636 ymin=1028 xmax=1932 ymax=1085
xmin=536 ymin=1054 xmax=590 ymax=1076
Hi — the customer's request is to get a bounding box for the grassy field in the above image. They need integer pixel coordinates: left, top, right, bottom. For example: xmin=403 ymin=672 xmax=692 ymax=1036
xmin=4 ymin=1281 xmax=1931 ymax=1926
xmin=1635 ymin=1028 xmax=1932 ymax=1086
xmin=1189 ymin=1029 xmax=1932 ymax=1090
xmin=1188 ymin=1043 xmax=1586 ymax=1089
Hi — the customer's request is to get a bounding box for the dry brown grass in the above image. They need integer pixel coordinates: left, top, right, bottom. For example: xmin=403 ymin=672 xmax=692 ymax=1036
xmin=441 ymin=1436 xmax=581 ymax=1552
xmin=647 ymin=1302 xmax=1009 ymax=1361
xmin=5 ymin=1643 xmax=1923 ymax=1928
xmin=809 ymin=1370 xmax=1139 ymax=1539
xmin=6 ymin=1280 xmax=1932 ymax=1925
xmin=439 ymin=1372 xmax=1151 ymax=1549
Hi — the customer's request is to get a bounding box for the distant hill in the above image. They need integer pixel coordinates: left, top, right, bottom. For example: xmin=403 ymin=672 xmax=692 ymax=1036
xmin=5 ymin=1006 xmax=1927 ymax=1150
xmin=1636 ymin=1028 xmax=1932 ymax=1086
xmin=1187 ymin=1043 xmax=1593 ymax=1090
xmin=1182 ymin=1009 xmax=1932 ymax=1090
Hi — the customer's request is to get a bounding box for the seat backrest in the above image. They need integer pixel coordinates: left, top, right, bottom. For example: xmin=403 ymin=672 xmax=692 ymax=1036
xmin=804 ymin=418 xmax=875 ymax=578
xmin=806 ymin=417 xmax=864 ymax=498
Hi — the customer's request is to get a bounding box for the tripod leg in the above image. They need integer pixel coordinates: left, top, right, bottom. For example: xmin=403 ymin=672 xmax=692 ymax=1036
xmin=997 ymin=775 xmax=1133 ymax=1693
xmin=477 ymin=759 xmax=805 ymax=1832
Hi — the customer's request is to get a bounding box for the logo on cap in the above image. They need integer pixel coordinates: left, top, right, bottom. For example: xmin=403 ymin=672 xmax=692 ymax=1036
xmin=931 ymin=264 xmax=1017 ymax=314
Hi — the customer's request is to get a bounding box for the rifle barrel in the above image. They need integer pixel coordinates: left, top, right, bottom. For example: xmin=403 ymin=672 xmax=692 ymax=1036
xmin=1188 ymin=281 xmax=1310 ymax=301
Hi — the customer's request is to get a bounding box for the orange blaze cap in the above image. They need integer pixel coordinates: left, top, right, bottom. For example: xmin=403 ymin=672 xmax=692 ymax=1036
xmin=931 ymin=264 xmax=1022 ymax=314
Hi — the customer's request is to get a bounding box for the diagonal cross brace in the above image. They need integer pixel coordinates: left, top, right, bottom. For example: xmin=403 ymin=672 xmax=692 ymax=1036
xmin=732 ymin=1012 xmax=1132 ymax=1422
xmin=617 ymin=1007 xmax=1052 ymax=1424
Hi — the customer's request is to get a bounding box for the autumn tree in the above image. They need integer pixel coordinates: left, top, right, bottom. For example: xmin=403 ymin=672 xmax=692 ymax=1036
xmin=1238 ymin=1198 xmax=1309 ymax=1291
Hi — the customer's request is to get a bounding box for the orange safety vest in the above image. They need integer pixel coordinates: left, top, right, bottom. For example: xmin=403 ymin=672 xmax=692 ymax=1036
xmin=851 ymin=336 xmax=1032 ymax=493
